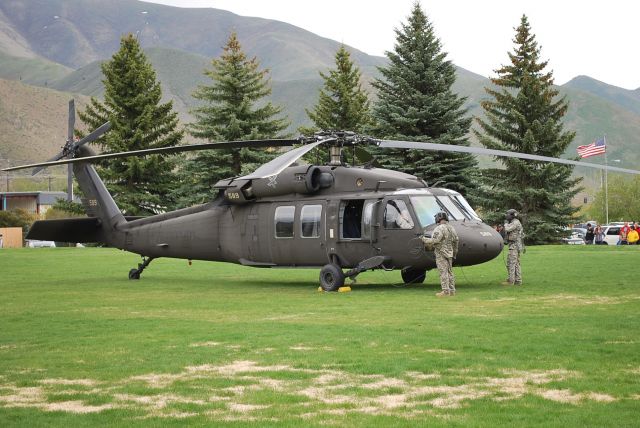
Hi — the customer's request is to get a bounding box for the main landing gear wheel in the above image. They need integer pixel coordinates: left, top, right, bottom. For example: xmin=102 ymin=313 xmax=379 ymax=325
xmin=128 ymin=256 xmax=155 ymax=280
xmin=319 ymin=264 xmax=345 ymax=292
xmin=401 ymin=267 xmax=426 ymax=284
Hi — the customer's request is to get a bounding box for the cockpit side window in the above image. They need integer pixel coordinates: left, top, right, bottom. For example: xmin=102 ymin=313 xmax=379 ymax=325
xmin=384 ymin=199 xmax=415 ymax=230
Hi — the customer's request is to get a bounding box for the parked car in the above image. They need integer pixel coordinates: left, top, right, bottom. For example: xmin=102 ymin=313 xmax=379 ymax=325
xmin=571 ymin=227 xmax=587 ymax=240
xmin=600 ymin=225 xmax=624 ymax=245
xmin=561 ymin=231 xmax=586 ymax=245
xmin=26 ymin=240 xmax=56 ymax=248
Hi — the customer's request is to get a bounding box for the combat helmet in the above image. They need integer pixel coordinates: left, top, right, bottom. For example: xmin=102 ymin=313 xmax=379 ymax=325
xmin=505 ymin=209 xmax=519 ymax=221
xmin=434 ymin=211 xmax=449 ymax=223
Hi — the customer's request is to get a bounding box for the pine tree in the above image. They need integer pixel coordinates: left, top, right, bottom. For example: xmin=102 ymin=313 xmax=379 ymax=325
xmin=371 ymin=3 xmax=477 ymax=198
xmin=174 ymin=32 xmax=289 ymax=207
xmin=474 ymin=15 xmax=581 ymax=244
xmin=78 ymin=34 xmax=183 ymax=215
xmin=304 ymin=45 xmax=371 ymax=133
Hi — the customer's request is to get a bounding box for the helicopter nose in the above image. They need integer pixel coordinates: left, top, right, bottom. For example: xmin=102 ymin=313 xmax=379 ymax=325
xmin=454 ymin=221 xmax=504 ymax=265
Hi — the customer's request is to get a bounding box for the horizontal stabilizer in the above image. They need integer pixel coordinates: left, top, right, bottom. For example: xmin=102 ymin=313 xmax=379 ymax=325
xmin=27 ymin=217 xmax=104 ymax=243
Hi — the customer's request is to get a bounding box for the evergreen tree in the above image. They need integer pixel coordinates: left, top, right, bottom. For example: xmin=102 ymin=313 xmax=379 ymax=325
xmin=304 ymin=45 xmax=371 ymax=133
xmin=371 ymin=2 xmax=477 ymax=198
xmin=175 ymin=32 xmax=289 ymax=207
xmin=301 ymin=44 xmax=372 ymax=165
xmin=474 ymin=15 xmax=581 ymax=244
xmin=78 ymin=34 xmax=183 ymax=215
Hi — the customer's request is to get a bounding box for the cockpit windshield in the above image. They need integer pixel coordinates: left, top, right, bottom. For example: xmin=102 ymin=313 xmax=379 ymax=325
xmin=410 ymin=193 xmax=481 ymax=226
xmin=452 ymin=195 xmax=481 ymax=221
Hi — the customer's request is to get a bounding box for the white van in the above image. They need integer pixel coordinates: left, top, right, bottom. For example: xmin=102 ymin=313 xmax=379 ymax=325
xmin=600 ymin=225 xmax=624 ymax=245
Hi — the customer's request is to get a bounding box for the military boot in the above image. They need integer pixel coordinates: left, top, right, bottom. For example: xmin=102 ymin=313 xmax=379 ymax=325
xmin=435 ymin=290 xmax=450 ymax=297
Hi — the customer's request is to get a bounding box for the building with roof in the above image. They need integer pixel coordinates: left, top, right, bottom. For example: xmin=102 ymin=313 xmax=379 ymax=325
xmin=0 ymin=191 xmax=69 ymax=216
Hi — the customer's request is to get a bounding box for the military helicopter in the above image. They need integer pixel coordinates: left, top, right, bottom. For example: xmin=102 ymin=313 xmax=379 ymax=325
xmin=5 ymin=101 xmax=640 ymax=291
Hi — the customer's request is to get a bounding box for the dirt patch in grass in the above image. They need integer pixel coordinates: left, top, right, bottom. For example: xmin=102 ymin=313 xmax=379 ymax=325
xmin=0 ymin=363 xmax=620 ymax=419
xmin=0 ymin=344 xmax=18 ymax=350
xmin=42 ymin=400 xmax=114 ymax=413
xmin=189 ymin=341 xmax=221 ymax=347
xmin=40 ymin=378 xmax=100 ymax=386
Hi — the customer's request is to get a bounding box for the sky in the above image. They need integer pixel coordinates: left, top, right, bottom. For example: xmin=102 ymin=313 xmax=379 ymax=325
xmin=143 ymin=0 xmax=639 ymax=90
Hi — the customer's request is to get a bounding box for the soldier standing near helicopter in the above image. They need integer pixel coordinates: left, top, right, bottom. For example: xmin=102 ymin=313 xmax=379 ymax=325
xmin=503 ymin=209 xmax=524 ymax=285
xmin=422 ymin=212 xmax=459 ymax=297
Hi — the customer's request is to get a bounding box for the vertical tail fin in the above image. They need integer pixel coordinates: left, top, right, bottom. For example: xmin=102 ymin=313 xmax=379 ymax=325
xmin=73 ymin=146 xmax=125 ymax=232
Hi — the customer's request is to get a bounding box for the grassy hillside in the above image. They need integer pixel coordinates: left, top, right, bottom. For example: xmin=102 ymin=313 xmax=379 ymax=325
xmin=564 ymin=75 xmax=640 ymax=116
xmin=0 ymin=246 xmax=638 ymax=425
xmin=0 ymin=51 xmax=72 ymax=87
xmin=51 ymin=47 xmax=325 ymax=134
xmin=0 ymin=0 xmax=385 ymax=80
xmin=0 ymin=78 xmax=88 ymax=171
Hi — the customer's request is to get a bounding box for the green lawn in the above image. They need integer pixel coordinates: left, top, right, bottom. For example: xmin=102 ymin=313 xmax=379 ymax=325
xmin=0 ymin=246 xmax=638 ymax=426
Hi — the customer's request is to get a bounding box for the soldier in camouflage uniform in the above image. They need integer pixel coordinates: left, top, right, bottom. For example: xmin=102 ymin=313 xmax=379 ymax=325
xmin=421 ymin=211 xmax=459 ymax=296
xmin=503 ymin=209 xmax=523 ymax=285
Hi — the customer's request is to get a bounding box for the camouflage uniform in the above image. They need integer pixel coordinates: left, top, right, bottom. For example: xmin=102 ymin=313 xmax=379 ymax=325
xmin=504 ymin=218 xmax=523 ymax=285
xmin=422 ymin=223 xmax=459 ymax=294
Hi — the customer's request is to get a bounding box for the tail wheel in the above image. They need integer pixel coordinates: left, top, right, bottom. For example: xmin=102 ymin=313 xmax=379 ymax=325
xmin=319 ymin=264 xmax=345 ymax=292
xmin=401 ymin=267 xmax=426 ymax=284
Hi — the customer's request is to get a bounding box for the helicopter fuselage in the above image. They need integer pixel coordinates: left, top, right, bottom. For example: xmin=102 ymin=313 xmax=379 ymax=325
xmin=114 ymin=166 xmax=504 ymax=272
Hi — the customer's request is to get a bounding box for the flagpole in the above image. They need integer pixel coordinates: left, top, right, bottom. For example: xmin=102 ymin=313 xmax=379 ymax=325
xmin=604 ymin=135 xmax=609 ymax=225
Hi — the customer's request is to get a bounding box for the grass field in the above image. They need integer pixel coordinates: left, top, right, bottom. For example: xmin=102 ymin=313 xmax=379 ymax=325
xmin=0 ymin=246 xmax=638 ymax=426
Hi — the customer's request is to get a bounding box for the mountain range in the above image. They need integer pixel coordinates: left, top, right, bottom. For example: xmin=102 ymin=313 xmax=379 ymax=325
xmin=1 ymin=0 xmax=639 ymax=182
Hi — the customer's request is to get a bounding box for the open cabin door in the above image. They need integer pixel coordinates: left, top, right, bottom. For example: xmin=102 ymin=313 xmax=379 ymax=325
xmin=326 ymin=198 xmax=380 ymax=268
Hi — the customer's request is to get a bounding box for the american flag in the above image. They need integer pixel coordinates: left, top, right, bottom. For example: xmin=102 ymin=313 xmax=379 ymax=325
xmin=577 ymin=137 xmax=606 ymax=158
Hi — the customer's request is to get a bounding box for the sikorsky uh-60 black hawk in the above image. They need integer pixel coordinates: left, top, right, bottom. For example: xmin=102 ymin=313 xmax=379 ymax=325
xmin=6 ymin=101 xmax=640 ymax=291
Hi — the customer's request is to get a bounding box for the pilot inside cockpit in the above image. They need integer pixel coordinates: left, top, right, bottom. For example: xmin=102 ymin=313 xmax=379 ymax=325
xmin=386 ymin=199 xmax=415 ymax=230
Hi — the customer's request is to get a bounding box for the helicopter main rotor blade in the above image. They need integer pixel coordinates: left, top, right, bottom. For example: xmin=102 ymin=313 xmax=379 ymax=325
xmin=31 ymin=150 xmax=66 ymax=176
xmin=68 ymin=100 xmax=75 ymax=143
xmin=379 ymin=140 xmax=640 ymax=175
xmin=3 ymin=139 xmax=300 ymax=172
xmin=239 ymin=139 xmax=331 ymax=179
xmin=31 ymin=115 xmax=109 ymax=175
xmin=72 ymin=121 xmax=111 ymax=149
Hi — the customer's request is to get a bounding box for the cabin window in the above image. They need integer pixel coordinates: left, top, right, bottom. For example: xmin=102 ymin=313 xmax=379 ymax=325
xmin=340 ymin=200 xmax=364 ymax=239
xmin=384 ymin=199 xmax=414 ymax=229
xmin=275 ymin=206 xmax=295 ymax=238
xmin=409 ymin=196 xmax=442 ymax=227
xmin=301 ymin=205 xmax=322 ymax=238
